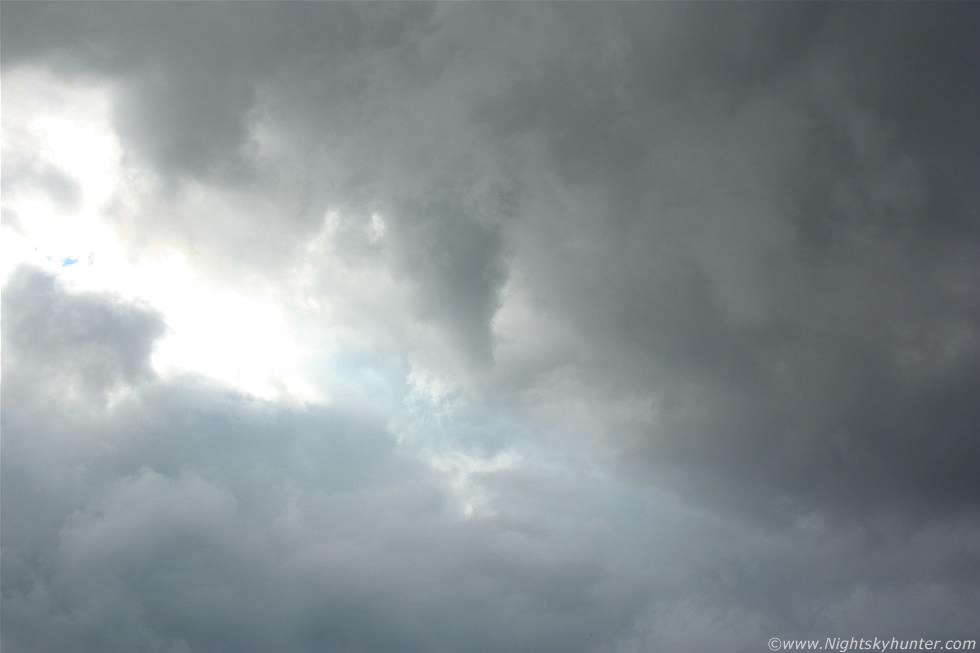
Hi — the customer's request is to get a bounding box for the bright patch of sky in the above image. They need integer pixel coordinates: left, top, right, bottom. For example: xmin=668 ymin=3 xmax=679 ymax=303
xmin=0 ymin=69 xmax=317 ymax=404
xmin=1 ymin=66 xmax=526 ymax=515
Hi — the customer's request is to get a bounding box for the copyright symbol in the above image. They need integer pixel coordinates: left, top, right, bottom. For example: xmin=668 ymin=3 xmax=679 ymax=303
xmin=769 ymin=638 xmax=781 ymax=651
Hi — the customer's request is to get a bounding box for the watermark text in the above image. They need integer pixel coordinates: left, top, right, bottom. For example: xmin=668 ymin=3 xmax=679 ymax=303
xmin=768 ymin=638 xmax=977 ymax=652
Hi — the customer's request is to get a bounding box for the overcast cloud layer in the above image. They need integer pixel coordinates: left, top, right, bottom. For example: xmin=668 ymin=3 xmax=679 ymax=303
xmin=2 ymin=3 xmax=979 ymax=652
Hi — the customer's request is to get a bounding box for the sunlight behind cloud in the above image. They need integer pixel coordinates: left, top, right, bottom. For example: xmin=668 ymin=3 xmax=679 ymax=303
xmin=146 ymin=251 xmax=319 ymax=403
xmin=2 ymin=68 xmax=319 ymax=403
xmin=1 ymin=68 xmax=121 ymax=285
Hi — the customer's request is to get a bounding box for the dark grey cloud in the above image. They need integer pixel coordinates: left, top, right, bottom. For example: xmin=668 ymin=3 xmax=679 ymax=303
xmin=3 ymin=266 xmax=978 ymax=653
xmin=3 ymin=2 xmax=980 ymax=651
xmin=471 ymin=3 xmax=980 ymax=525
xmin=0 ymin=2 xmax=408 ymax=184
xmin=0 ymin=268 xmax=663 ymax=653
xmin=0 ymin=157 xmax=80 ymax=211
xmin=2 ymin=266 xmax=164 ymax=402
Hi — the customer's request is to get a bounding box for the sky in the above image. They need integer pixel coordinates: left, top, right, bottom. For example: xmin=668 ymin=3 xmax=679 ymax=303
xmin=1 ymin=3 xmax=979 ymax=652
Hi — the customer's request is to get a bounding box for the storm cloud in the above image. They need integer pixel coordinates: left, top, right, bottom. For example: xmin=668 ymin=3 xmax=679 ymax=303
xmin=2 ymin=3 xmax=979 ymax=652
